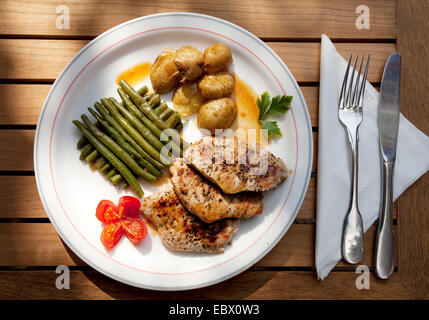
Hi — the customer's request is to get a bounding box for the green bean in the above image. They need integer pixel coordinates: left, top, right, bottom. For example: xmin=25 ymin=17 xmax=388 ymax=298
xmin=148 ymin=94 xmax=161 ymax=108
xmin=85 ymin=149 xmax=99 ymax=163
xmin=121 ymin=182 xmax=129 ymax=189
xmin=109 ymin=98 xmax=172 ymax=164
xmin=159 ymin=108 xmax=174 ymax=120
xmin=154 ymin=102 xmax=168 ymax=115
xmin=110 ymin=174 xmax=123 ymax=186
xmin=119 ymin=80 xmax=190 ymax=151
xmin=95 ymin=157 xmax=107 ymax=170
xmin=137 ymin=85 xmax=148 ymax=97
xmin=114 ymin=95 xmax=184 ymax=157
xmin=77 ymin=136 xmax=87 ymax=149
xmin=72 ymin=120 xmax=144 ymax=198
xmin=119 ymin=80 xmax=165 ymax=125
xmin=79 ymin=144 xmax=93 ymax=160
xmin=94 ymin=102 xmax=165 ymax=169
xmin=88 ymin=108 xmax=162 ymax=177
xmin=106 ymin=168 xmax=116 ymax=179
xmin=81 ymin=114 xmax=156 ymax=182
xmin=165 ymin=113 xmax=180 ymax=128
xmin=175 ymin=122 xmax=183 ymax=131
xmin=117 ymin=89 xmax=163 ymax=139
xmin=100 ymin=98 xmax=167 ymax=165
xmin=100 ymin=163 xmax=111 ymax=175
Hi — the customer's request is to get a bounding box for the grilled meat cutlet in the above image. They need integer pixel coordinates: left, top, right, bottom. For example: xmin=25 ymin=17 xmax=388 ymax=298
xmin=141 ymin=183 xmax=239 ymax=253
xmin=184 ymin=136 xmax=288 ymax=194
xmin=169 ymin=158 xmax=263 ymax=223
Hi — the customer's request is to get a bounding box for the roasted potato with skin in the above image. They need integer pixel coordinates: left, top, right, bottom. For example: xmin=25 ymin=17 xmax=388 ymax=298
xmin=174 ymin=46 xmax=204 ymax=81
xmin=203 ymin=44 xmax=232 ymax=73
xmin=198 ymin=72 xmax=235 ymax=99
xmin=172 ymin=82 xmax=205 ymax=117
xmin=198 ymin=98 xmax=237 ymax=134
xmin=150 ymin=48 xmax=180 ymax=93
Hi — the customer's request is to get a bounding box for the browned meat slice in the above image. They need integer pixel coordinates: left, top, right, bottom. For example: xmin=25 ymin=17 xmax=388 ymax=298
xmin=169 ymin=158 xmax=263 ymax=223
xmin=184 ymin=136 xmax=288 ymax=194
xmin=141 ymin=182 xmax=239 ymax=253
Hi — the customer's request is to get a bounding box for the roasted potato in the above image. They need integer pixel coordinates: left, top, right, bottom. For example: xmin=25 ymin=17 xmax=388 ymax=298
xmin=174 ymin=46 xmax=204 ymax=81
xmin=198 ymin=72 xmax=234 ymax=99
xmin=172 ymin=82 xmax=205 ymax=117
xmin=203 ymin=44 xmax=232 ymax=73
xmin=198 ymin=98 xmax=237 ymax=134
xmin=150 ymin=48 xmax=180 ymax=93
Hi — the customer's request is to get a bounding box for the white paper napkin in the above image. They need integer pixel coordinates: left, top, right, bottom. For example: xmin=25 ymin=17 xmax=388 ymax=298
xmin=316 ymin=34 xmax=429 ymax=280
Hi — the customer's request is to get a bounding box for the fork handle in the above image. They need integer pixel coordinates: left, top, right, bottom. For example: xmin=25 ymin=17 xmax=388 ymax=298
xmin=374 ymin=161 xmax=395 ymax=279
xmin=341 ymin=127 xmax=364 ymax=264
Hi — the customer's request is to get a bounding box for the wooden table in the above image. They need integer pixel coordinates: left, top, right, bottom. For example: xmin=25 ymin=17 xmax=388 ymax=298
xmin=0 ymin=0 xmax=427 ymax=300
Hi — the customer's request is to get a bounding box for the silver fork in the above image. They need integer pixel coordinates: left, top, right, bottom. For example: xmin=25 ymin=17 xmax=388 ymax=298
xmin=339 ymin=54 xmax=370 ymax=264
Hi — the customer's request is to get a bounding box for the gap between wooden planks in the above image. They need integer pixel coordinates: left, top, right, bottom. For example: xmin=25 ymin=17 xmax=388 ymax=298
xmin=0 ymin=40 xmax=395 ymax=82
xmin=0 ymin=174 xmax=398 ymax=220
xmin=0 ymin=269 xmax=414 ymax=300
xmin=0 ymin=0 xmax=396 ymax=39
xmin=0 ymin=222 xmax=396 ymax=268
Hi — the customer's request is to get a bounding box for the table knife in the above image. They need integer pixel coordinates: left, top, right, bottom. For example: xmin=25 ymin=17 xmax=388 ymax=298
xmin=374 ymin=52 xmax=401 ymax=279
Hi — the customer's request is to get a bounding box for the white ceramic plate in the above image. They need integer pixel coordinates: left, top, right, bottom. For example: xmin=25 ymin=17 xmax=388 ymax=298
xmin=34 ymin=13 xmax=313 ymax=290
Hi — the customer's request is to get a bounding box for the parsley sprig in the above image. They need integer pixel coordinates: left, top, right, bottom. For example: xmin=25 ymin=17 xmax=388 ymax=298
xmin=257 ymin=91 xmax=292 ymax=138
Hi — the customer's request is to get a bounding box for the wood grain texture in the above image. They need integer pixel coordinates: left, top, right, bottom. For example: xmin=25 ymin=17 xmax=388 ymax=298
xmin=396 ymin=0 xmax=429 ymax=299
xmin=0 ymin=130 xmax=34 ymax=171
xmin=0 ymin=130 xmax=317 ymax=172
xmin=0 ymin=0 xmax=396 ymax=39
xmin=0 ymin=223 xmax=395 ymax=268
xmin=0 ymin=269 xmax=415 ymax=300
xmin=0 ymin=84 xmax=50 ymax=125
xmin=0 ymin=40 xmax=394 ymax=82
xmin=0 ymin=85 xmax=316 ymax=126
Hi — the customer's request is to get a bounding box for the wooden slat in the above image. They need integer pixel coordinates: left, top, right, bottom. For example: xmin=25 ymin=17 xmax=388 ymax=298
xmin=0 ymin=39 xmax=395 ymax=82
xmin=397 ymin=0 xmax=429 ymax=298
xmin=0 ymin=130 xmax=318 ymax=172
xmin=0 ymin=0 xmax=396 ymax=39
xmin=0 ymin=84 xmax=50 ymax=125
xmin=0 ymin=176 xmax=316 ymax=219
xmin=0 ymin=85 xmax=318 ymax=127
xmin=0 ymin=223 xmax=395 ymax=268
xmin=0 ymin=130 xmax=34 ymax=171
xmin=0 ymin=176 xmax=45 ymax=218
xmin=0 ymin=269 xmax=416 ymax=300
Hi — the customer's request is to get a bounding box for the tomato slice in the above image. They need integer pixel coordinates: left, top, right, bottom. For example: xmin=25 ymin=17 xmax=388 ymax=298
xmin=118 ymin=196 xmax=141 ymax=218
xmin=122 ymin=218 xmax=147 ymax=244
xmin=96 ymin=200 xmax=118 ymax=223
xmin=104 ymin=206 xmax=122 ymax=224
xmin=100 ymin=222 xmax=123 ymax=250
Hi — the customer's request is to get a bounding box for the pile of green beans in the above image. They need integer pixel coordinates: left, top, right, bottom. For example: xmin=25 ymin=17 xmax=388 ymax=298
xmin=73 ymin=81 xmax=189 ymax=198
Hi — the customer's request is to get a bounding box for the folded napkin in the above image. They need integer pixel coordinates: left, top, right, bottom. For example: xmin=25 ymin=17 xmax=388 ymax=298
xmin=316 ymin=34 xmax=429 ymax=280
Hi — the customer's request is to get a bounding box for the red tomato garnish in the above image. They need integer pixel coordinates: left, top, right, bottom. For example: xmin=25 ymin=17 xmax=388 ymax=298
xmin=104 ymin=206 xmax=122 ymax=224
xmin=118 ymin=196 xmax=141 ymax=218
xmin=96 ymin=200 xmax=118 ymax=223
xmin=122 ymin=218 xmax=147 ymax=244
xmin=100 ymin=222 xmax=123 ymax=250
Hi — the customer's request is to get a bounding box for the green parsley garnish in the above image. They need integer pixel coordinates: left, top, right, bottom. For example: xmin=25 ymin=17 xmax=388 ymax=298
xmin=257 ymin=91 xmax=292 ymax=138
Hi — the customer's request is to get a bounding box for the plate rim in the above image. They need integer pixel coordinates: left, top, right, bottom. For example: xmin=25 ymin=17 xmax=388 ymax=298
xmin=34 ymin=12 xmax=313 ymax=290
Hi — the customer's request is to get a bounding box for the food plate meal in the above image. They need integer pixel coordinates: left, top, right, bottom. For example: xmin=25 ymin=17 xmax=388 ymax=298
xmin=34 ymin=13 xmax=313 ymax=290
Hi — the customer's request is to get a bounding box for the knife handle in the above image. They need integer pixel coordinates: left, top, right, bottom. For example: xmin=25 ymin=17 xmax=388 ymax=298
xmin=374 ymin=161 xmax=395 ymax=279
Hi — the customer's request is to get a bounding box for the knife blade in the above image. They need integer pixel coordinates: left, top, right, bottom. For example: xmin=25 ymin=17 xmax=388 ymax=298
xmin=379 ymin=53 xmax=401 ymax=161
xmin=374 ymin=52 xmax=401 ymax=279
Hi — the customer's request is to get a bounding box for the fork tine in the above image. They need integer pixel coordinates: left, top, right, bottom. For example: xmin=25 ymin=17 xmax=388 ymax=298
xmin=339 ymin=55 xmax=352 ymax=109
xmin=346 ymin=55 xmax=359 ymax=108
xmin=352 ymin=54 xmax=365 ymax=107
xmin=357 ymin=54 xmax=370 ymax=107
